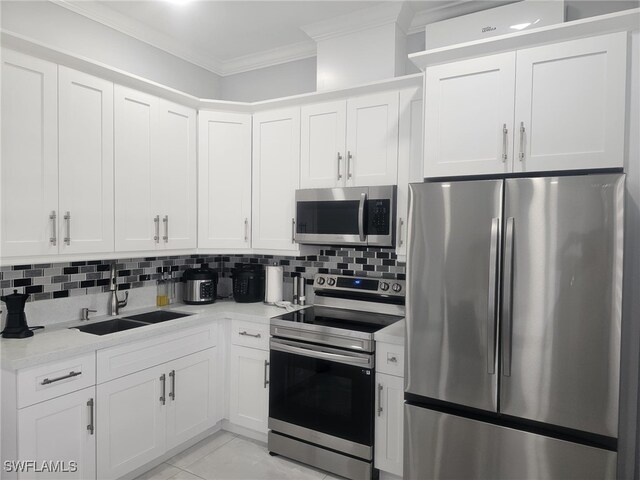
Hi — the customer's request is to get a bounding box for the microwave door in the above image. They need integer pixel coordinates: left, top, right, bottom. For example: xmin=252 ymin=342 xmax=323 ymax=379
xmin=295 ymin=187 xmax=369 ymax=245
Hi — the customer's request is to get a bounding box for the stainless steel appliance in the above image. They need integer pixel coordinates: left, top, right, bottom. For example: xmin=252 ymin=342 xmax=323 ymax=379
xmin=268 ymin=273 xmax=405 ymax=480
xmin=182 ymin=267 xmax=218 ymax=305
xmin=405 ymin=173 xmax=625 ymax=479
xmin=295 ymin=186 xmax=396 ymax=247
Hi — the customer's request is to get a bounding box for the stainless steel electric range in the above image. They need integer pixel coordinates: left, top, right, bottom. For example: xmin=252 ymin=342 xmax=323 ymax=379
xmin=267 ymin=273 xmax=405 ymax=480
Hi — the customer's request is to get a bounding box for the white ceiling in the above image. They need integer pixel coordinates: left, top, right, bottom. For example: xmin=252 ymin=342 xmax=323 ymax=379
xmin=55 ymin=0 xmax=504 ymax=75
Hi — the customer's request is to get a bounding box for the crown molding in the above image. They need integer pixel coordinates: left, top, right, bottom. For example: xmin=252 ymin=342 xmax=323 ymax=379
xmin=50 ymin=0 xmax=315 ymax=77
xmin=301 ymin=2 xmax=414 ymax=42
xmin=219 ymin=41 xmax=317 ymax=76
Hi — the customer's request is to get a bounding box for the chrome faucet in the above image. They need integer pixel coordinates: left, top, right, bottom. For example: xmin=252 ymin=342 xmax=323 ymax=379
xmin=108 ymin=263 xmax=128 ymax=316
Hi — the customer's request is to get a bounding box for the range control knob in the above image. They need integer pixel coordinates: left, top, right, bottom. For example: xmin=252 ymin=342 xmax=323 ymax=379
xmin=392 ymin=283 xmax=402 ymax=292
xmin=379 ymin=282 xmax=390 ymax=291
xmin=316 ymin=277 xmax=325 ymax=285
xmin=327 ymin=278 xmax=336 ymax=286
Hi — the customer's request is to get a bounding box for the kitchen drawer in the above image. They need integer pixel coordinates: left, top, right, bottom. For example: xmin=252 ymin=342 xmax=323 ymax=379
xmin=97 ymin=322 xmax=217 ymax=383
xmin=231 ymin=320 xmax=269 ymax=351
xmin=17 ymin=353 xmax=96 ymax=409
xmin=376 ymin=342 xmax=404 ymax=378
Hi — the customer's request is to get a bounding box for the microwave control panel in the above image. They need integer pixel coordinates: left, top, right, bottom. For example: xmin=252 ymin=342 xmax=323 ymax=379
xmin=367 ymin=199 xmax=391 ymax=234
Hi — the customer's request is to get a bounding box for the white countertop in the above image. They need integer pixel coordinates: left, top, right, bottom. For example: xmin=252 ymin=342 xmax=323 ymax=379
xmin=374 ymin=318 xmax=405 ymax=346
xmin=1 ymin=300 xmax=305 ymax=371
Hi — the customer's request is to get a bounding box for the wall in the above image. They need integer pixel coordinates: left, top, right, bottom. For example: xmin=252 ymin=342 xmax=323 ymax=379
xmin=218 ymin=57 xmax=317 ymax=102
xmin=0 ymin=0 xmax=221 ymax=98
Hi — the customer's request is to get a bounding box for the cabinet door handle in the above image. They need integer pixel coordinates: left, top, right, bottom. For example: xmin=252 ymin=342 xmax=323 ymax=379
xmin=63 ymin=211 xmax=71 ymax=245
xmin=163 ymin=215 xmax=169 ymax=243
xmin=291 ymin=218 xmax=296 ymax=244
xmin=502 ymin=124 xmax=508 ymax=162
xmin=154 ymin=215 xmax=160 ymax=243
xmin=377 ymin=383 xmax=383 ymax=416
xmin=239 ymin=330 xmax=261 ymax=338
xmin=244 ymin=218 xmax=249 ymax=242
xmin=337 ymin=152 xmax=343 ymax=180
xmin=519 ymin=122 xmax=525 ymax=161
xmin=169 ymin=370 xmax=175 ymax=401
xmin=388 ymin=356 xmax=398 ymax=363
xmin=159 ymin=373 xmax=166 ymax=405
xmin=264 ymin=360 xmax=270 ymax=388
xmin=49 ymin=211 xmax=57 ymax=246
xmin=87 ymin=398 xmax=94 ymax=435
xmin=347 ymin=151 xmax=353 ymax=179
xmin=41 ymin=370 xmax=82 ymax=385
xmin=398 ymin=218 xmax=404 ymax=247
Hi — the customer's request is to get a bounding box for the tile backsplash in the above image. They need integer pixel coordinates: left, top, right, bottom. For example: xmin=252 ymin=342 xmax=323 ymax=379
xmin=0 ymin=247 xmax=405 ymax=302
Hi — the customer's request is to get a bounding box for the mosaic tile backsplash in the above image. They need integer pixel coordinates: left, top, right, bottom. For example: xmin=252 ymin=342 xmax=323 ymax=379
xmin=0 ymin=247 xmax=405 ymax=302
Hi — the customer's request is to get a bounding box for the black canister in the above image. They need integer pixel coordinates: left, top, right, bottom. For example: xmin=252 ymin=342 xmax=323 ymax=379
xmin=232 ymin=264 xmax=265 ymax=303
xmin=1 ymin=290 xmax=33 ymax=338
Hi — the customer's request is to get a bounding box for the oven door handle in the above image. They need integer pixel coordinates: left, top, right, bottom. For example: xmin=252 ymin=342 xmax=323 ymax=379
xmin=270 ymin=339 xmax=372 ymax=368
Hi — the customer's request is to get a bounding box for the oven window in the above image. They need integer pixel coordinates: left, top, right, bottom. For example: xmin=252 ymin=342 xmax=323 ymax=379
xmin=296 ymin=201 xmax=362 ymax=235
xmin=269 ymin=348 xmax=374 ymax=447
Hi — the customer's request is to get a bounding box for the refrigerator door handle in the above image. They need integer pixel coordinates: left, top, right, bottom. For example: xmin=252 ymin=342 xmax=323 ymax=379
xmin=502 ymin=217 xmax=515 ymax=377
xmin=487 ymin=217 xmax=500 ymax=374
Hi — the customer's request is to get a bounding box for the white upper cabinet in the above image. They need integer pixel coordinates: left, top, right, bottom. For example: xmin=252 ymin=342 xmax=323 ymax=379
xmin=396 ymin=87 xmax=423 ymax=258
xmin=1 ymin=50 xmax=58 ymax=257
xmin=424 ymin=52 xmax=516 ymax=178
xmin=424 ymin=33 xmax=627 ymax=178
xmin=157 ymin=99 xmax=197 ymax=250
xmin=346 ymin=91 xmax=399 ymax=186
xmin=252 ymin=107 xmax=300 ymax=251
xmin=198 ymin=111 xmax=252 ymax=250
xmin=300 ymin=92 xmax=400 ymax=189
xmin=300 ymin=101 xmax=347 ymax=188
xmin=513 ymin=32 xmax=626 ymax=173
xmin=115 ymin=86 xmax=196 ymax=252
xmin=114 ymin=86 xmax=159 ymax=252
xmin=58 ymin=67 xmax=114 ymax=255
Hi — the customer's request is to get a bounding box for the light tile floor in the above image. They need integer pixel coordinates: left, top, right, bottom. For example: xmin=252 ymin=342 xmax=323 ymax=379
xmin=135 ymin=431 xmax=342 ymax=480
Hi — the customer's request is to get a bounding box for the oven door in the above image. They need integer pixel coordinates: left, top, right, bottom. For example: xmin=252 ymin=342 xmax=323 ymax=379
xmin=268 ymin=338 xmax=375 ymax=458
xmin=295 ymin=187 xmax=369 ymax=245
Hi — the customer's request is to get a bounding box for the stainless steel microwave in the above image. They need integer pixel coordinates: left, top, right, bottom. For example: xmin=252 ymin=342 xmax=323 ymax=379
xmin=294 ymin=186 xmax=396 ymax=247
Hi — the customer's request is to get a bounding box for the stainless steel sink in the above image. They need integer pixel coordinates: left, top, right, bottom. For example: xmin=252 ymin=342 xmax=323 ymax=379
xmin=122 ymin=311 xmax=192 ymax=324
xmin=74 ymin=318 xmax=146 ymax=336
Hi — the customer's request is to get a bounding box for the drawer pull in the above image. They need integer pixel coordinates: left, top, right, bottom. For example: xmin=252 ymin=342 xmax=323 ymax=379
xmin=387 ymin=356 xmax=398 ymax=363
xmin=41 ymin=371 xmax=81 ymax=385
xmin=239 ymin=331 xmax=261 ymax=338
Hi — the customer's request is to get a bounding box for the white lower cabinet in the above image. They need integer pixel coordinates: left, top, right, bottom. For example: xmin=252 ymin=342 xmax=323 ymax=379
xmin=96 ymin=348 xmax=217 ymax=479
xmin=375 ymin=341 xmax=405 ymax=478
xmin=17 ymin=386 xmax=96 ymax=480
xmin=96 ymin=364 xmax=166 ymax=480
xmin=229 ymin=344 xmax=270 ymax=434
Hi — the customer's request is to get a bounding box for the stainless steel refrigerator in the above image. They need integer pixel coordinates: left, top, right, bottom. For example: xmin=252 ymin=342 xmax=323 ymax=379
xmin=405 ymin=173 xmax=625 ymax=479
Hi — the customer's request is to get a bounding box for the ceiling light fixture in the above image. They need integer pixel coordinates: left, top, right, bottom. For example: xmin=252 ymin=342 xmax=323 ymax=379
xmin=165 ymin=0 xmax=193 ymax=6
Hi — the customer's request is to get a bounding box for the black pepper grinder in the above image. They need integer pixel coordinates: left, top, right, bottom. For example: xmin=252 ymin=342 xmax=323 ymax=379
xmin=1 ymin=290 xmax=33 ymax=338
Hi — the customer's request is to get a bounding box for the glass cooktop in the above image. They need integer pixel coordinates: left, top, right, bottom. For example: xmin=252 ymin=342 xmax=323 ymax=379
xmin=272 ymin=306 xmax=402 ymax=334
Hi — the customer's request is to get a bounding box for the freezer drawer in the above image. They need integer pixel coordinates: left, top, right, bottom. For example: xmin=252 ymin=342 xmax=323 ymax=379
xmin=404 ymin=404 xmax=617 ymax=480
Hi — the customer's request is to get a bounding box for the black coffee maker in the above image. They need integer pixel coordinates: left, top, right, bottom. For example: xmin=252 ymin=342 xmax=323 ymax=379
xmin=1 ymin=290 xmax=33 ymax=338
